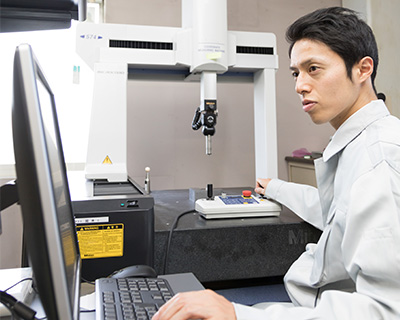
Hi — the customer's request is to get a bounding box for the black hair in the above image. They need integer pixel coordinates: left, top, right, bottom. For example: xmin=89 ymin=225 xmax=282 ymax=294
xmin=286 ymin=7 xmax=379 ymax=92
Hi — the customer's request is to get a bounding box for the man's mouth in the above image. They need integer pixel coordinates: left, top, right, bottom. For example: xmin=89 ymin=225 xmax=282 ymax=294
xmin=302 ymin=100 xmax=317 ymax=112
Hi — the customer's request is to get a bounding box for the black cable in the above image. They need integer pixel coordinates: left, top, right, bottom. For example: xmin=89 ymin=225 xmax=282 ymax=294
xmin=81 ymin=277 xmax=95 ymax=286
xmin=0 ymin=290 xmax=37 ymax=319
xmin=0 ymin=290 xmax=16 ymax=310
xmin=0 ymin=278 xmax=95 ymax=319
xmin=4 ymin=277 xmax=33 ymax=293
xmin=80 ymin=308 xmax=96 ymax=313
xmin=163 ymin=209 xmax=196 ymax=275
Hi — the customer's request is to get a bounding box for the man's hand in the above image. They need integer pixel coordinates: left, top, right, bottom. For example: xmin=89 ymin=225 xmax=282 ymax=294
xmin=152 ymin=289 xmax=236 ymax=320
xmin=254 ymin=178 xmax=271 ymax=196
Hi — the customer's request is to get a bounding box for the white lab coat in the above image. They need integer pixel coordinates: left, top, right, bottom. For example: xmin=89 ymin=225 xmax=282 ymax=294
xmin=233 ymin=100 xmax=400 ymax=319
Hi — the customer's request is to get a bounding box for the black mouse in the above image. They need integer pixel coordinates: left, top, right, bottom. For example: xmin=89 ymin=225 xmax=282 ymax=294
xmin=109 ymin=265 xmax=158 ymax=279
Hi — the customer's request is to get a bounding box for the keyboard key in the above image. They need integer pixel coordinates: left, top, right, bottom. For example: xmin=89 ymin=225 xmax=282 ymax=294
xmin=98 ymin=278 xmax=174 ymax=320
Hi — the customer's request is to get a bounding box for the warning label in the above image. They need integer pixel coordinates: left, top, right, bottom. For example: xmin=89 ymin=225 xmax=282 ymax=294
xmin=76 ymin=224 xmax=124 ymax=259
xmin=102 ymin=155 xmax=112 ymax=164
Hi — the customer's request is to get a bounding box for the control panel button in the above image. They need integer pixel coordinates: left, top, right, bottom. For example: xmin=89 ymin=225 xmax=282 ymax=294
xmin=242 ymin=190 xmax=252 ymax=197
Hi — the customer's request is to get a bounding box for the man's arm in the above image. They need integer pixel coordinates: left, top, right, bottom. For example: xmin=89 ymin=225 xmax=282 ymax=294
xmin=255 ymin=178 xmax=324 ymax=230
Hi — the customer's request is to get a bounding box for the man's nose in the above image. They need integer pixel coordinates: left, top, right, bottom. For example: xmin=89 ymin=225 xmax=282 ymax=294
xmin=295 ymin=73 xmax=311 ymax=95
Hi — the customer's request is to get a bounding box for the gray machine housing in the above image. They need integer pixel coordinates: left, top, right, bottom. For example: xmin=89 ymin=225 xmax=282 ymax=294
xmin=69 ymin=173 xmax=154 ymax=281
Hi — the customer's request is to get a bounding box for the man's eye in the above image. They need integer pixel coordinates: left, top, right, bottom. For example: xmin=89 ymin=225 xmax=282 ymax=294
xmin=309 ymin=66 xmax=318 ymax=72
xmin=291 ymin=71 xmax=299 ymax=78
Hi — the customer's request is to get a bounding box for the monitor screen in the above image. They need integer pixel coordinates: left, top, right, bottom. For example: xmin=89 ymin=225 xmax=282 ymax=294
xmin=12 ymin=43 xmax=81 ymax=320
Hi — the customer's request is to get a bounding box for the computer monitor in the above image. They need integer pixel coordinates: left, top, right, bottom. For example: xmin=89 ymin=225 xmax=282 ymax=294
xmin=12 ymin=43 xmax=81 ymax=320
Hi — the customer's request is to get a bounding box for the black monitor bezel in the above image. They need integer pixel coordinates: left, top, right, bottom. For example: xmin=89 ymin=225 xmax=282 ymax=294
xmin=12 ymin=43 xmax=81 ymax=320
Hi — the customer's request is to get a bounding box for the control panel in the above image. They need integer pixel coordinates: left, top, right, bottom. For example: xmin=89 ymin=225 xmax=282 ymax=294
xmin=195 ymin=190 xmax=281 ymax=219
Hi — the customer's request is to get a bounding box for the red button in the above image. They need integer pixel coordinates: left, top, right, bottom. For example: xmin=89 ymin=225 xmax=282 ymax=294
xmin=242 ymin=190 xmax=252 ymax=197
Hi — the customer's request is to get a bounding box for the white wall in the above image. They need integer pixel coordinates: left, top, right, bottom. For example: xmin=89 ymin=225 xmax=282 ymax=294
xmin=343 ymin=0 xmax=400 ymax=116
xmin=105 ymin=0 xmax=338 ymax=190
xmin=0 ymin=22 xmax=92 ymax=178
xmin=369 ymin=0 xmax=399 ymax=116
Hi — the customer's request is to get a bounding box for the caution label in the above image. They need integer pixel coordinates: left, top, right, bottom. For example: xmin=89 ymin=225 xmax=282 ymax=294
xmin=76 ymin=224 xmax=124 ymax=259
xmin=102 ymin=155 xmax=112 ymax=164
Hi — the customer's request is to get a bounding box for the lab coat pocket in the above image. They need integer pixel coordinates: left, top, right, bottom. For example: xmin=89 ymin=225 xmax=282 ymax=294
xmin=310 ymin=224 xmax=332 ymax=286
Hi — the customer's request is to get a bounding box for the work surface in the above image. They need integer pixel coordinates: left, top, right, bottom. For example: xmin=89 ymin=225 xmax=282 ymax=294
xmin=152 ymin=188 xmax=322 ymax=285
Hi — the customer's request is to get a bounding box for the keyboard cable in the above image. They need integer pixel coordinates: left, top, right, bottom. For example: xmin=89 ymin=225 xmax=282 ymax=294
xmin=163 ymin=209 xmax=196 ymax=275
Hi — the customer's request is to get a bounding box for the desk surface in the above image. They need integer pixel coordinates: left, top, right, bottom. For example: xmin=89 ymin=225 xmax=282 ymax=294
xmin=153 ymin=188 xmax=304 ymax=230
xmin=20 ymin=273 xmax=203 ymax=320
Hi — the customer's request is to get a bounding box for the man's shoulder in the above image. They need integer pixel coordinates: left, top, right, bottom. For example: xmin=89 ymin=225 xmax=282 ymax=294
xmin=366 ymin=114 xmax=400 ymax=145
xmin=363 ymin=114 xmax=400 ymax=170
xmin=340 ymin=114 xmax=400 ymax=173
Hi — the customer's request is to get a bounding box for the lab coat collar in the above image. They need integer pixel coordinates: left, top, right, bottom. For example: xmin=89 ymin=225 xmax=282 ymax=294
xmin=323 ymin=100 xmax=390 ymax=162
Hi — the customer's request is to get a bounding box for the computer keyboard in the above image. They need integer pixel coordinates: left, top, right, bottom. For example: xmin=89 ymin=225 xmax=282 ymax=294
xmin=97 ymin=278 xmax=174 ymax=320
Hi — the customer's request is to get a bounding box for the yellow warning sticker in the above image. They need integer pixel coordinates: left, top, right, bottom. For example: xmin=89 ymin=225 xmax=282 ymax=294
xmin=102 ymin=155 xmax=112 ymax=164
xmin=76 ymin=224 xmax=124 ymax=259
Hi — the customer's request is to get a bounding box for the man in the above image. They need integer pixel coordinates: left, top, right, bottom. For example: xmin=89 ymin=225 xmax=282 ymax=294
xmin=153 ymin=7 xmax=400 ymax=319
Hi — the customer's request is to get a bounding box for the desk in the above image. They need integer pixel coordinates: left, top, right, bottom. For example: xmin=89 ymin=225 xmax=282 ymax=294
xmin=152 ymin=188 xmax=322 ymax=284
xmin=2 ymin=273 xmax=203 ymax=320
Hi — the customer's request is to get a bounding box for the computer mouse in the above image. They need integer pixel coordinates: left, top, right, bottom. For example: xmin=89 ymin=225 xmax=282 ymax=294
xmin=109 ymin=265 xmax=158 ymax=279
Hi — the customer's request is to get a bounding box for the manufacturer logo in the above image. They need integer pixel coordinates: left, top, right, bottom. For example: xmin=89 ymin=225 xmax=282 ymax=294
xmin=80 ymin=34 xmax=103 ymax=40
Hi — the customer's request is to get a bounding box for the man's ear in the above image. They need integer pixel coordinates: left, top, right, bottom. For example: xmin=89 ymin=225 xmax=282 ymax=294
xmin=356 ymin=56 xmax=374 ymax=83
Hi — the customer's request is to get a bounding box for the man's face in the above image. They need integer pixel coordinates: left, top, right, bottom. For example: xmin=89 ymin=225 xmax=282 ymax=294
xmin=290 ymin=39 xmax=361 ymax=129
